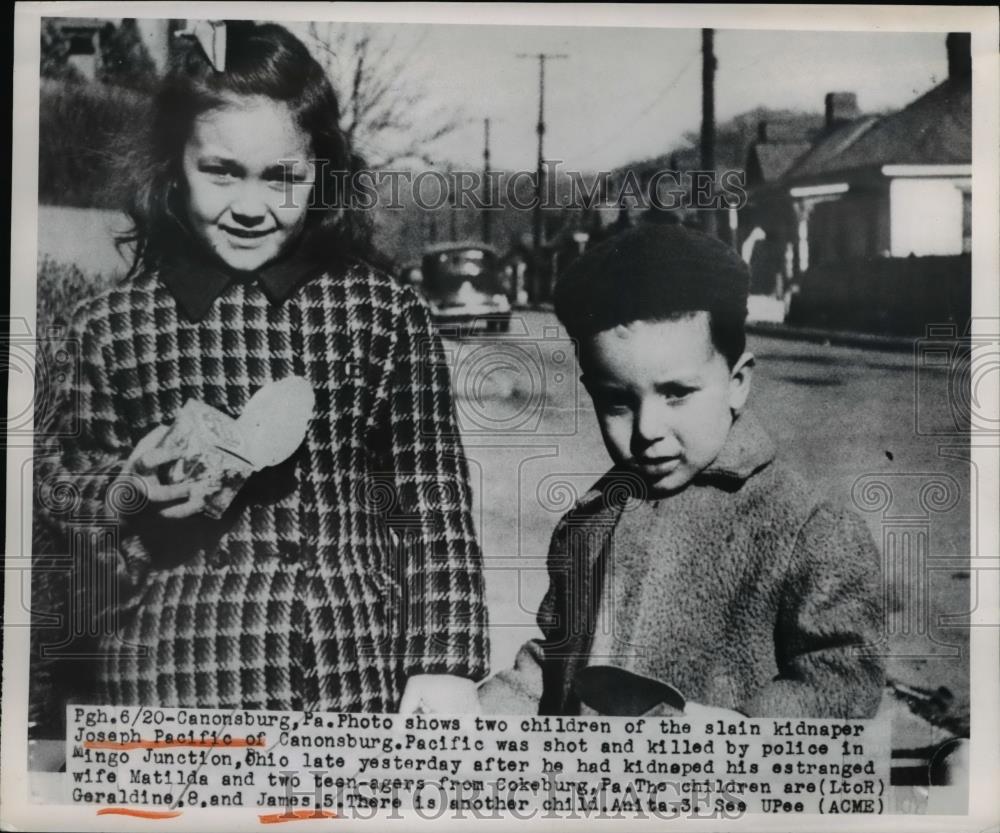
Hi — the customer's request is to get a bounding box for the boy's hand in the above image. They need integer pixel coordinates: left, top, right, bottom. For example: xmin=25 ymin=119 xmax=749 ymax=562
xmin=399 ymin=674 xmax=481 ymax=715
xmin=117 ymin=424 xmax=200 ymax=519
xmin=684 ymin=701 xmax=746 ymax=722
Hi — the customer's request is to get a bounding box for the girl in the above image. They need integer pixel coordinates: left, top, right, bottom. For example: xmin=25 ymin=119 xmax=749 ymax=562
xmin=33 ymin=21 xmax=488 ymax=720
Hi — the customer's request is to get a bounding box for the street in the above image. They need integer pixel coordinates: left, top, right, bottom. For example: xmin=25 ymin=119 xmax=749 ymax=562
xmin=447 ymin=311 xmax=971 ymax=723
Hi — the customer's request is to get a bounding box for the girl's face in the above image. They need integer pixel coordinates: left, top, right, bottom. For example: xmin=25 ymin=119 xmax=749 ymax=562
xmin=182 ymin=96 xmax=317 ymax=272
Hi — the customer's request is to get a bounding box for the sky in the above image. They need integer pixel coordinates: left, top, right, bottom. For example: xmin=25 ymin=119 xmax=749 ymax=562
xmin=287 ymin=22 xmax=950 ymax=173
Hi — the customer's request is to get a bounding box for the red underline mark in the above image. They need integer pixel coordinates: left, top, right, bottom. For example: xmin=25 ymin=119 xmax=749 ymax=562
xmin=97 ymin=808 xmax=182 ymax=819
xmin=84 ymin=738 xmax=265 ymax=750
xmin=259 ymin=810 xmax=339 ymax=824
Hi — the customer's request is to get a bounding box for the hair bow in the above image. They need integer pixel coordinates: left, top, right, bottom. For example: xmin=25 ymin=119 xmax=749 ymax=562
xmin=175 ymin=20 xmax=227 ymax=72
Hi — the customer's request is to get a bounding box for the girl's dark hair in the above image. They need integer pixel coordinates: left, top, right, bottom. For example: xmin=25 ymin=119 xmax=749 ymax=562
xmin=118 ymin=21 xmax=378 ymax=276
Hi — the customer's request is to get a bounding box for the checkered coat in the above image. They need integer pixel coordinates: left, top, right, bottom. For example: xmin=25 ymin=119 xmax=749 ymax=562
xmin=33 ymin=262 xmax=489 ymax=717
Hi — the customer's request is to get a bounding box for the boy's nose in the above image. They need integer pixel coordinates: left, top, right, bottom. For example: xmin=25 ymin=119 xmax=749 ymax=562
xmin=632 ymin=399 xmax=668 ymax=449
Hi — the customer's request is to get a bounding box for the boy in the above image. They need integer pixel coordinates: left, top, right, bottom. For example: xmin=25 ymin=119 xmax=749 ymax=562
xmin=481 ymin=224 xmax=885 ymax=718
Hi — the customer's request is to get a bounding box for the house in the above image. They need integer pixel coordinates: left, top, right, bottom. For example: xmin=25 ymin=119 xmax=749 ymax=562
xmin=742 ymin=116 xmax=827 ymax=301
xmin=744 ymin=119 xmax=818 ymax=192
xmin=49 ymin=17 xmax=179 ymax=80
xmin=745 ymin=32 xmax=971 ymax=282
xmin=52 ymin=18 xmax=105 ymax=80
xmin=735 ymin=32 xmax=972 ymax=333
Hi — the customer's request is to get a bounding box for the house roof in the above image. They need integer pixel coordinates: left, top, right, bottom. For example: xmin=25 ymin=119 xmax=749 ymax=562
xmin=748 ymin=142 xmax=813 ymax=184
xmin=782 ymin=117 xmax=881 ymax=181
xmin=785 ymin=75 xmax=971 ymax=182
xmin=832 ymin=76 xmax=970 ymax=169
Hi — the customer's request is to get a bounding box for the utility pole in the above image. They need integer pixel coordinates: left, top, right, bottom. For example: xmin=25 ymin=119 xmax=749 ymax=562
xmin=518 ymin=52 xmax=567 ymax=301
xmin=700 ymin=28 xmax=717 ymax=237
xmin=447 ymin=163 xmax=458 ymax=241
xmin=427 ymin=161 xmax=438 ymax=243
xmin=482 ymin=118 xmax=492 ymax=244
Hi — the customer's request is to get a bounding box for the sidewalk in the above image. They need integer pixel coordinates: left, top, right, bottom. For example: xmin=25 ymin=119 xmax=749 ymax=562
xmin=745 ymin=321 xmax=918 ymax=352
xmin=515 ymin=303 xmax=918 ymax=353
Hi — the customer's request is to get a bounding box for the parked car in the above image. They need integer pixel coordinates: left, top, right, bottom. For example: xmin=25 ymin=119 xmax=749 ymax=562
xmin=398 ymin=260 xmax=423 ymax=288
xmin=412 ymin=242 xmax=512 ymax=333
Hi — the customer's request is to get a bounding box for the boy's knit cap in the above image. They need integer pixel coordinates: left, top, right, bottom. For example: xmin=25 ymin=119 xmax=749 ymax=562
xmin=553 ymin=223 xmax=750 ymax=339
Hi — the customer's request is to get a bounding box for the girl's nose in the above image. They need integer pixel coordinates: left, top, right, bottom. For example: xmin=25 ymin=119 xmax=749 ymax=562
xmin=228 ymin=186 xmax=270 ymax=226
xmin=230 ymin=207 xmax=267 ymax=227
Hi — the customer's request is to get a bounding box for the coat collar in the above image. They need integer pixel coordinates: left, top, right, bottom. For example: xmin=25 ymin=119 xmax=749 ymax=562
xmin=697 ymin=408 xmax=776 ymax=484
xmin=157 ymin=221 xmax=328 ymax=323
xmin=574 ymin=408 xmax=776 ymax=513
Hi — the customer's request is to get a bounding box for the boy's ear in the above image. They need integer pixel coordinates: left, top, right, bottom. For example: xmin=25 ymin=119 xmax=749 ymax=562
xmin=728 ymin=352 xmax=755 ymax=415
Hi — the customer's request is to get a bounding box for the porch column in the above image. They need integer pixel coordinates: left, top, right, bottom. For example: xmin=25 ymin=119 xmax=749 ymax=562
xmin=793 ymin=201 xmax=812 ymax=276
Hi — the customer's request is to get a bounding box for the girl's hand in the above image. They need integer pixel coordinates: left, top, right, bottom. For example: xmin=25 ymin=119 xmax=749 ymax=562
xmin=118 ymin=424 xmax=200 ymax=519
xmin=683 ymin=702 xmax=746 ymax=722
xmin=398 ymin=674 xmax=481 ymax=715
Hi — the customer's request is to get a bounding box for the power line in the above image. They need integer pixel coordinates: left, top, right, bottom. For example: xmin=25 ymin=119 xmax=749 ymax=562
xmin=571 ymin=50 xmax=699 ymax=163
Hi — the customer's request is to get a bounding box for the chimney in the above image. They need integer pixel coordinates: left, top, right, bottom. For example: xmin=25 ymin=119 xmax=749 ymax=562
xmin=946 ymin=32 xmax=972 ymax=80
xmin=757 ymin=121 xmax=768 ymax=143
xmin=825 ymin=92 xmax=860 ymax=130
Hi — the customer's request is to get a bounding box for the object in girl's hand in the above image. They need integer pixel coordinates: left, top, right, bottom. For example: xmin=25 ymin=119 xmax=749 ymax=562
xmin=154 ymin=399 xmax=257 ymax=518
xmin=235 ymin=374 xmax=315 ymax=468
xmin=573 ymin=665 xmax=686 ymax=716
xmin=155 ymin=376 xmax=315 ymax=518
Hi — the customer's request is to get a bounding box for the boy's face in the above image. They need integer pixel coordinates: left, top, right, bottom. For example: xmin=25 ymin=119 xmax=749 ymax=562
xmin=182 ymin=97 xmax=317 ymax=273
xmin=580 ymin=313 xmax=753 ymax=495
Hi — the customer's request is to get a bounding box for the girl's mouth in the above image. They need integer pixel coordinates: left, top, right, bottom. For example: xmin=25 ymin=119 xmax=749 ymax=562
xmin=220 ymin=225 xmax=276 ymax=240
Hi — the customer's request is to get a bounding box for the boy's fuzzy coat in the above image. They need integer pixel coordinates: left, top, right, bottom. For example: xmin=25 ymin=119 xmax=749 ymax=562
xmin=480 ymin=411 xmax=885 ymax=718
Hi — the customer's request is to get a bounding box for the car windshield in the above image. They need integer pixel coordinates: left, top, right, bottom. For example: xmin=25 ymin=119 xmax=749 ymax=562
xmin=422 ymin=248 xmax=502 ymax=297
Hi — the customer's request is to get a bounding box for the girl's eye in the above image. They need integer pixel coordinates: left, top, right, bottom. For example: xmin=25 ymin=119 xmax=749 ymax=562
xmin=201 ymin=165 xmax=238 ymax=181
xmin=267 ymin=178 xmax=306 ymax=193
xmin=265 ymin=167 xmax=311 ymax=185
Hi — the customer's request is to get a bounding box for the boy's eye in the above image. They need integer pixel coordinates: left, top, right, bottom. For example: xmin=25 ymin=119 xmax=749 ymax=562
xmin=659 ymin=384 xmax=696 ymax=402
xmin=593 ymin=390 xmax=632 ymax=414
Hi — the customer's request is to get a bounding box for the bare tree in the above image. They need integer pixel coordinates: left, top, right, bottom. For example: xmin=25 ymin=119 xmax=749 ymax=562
xmin=305 ymin=22 xmax=466 ymax=169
